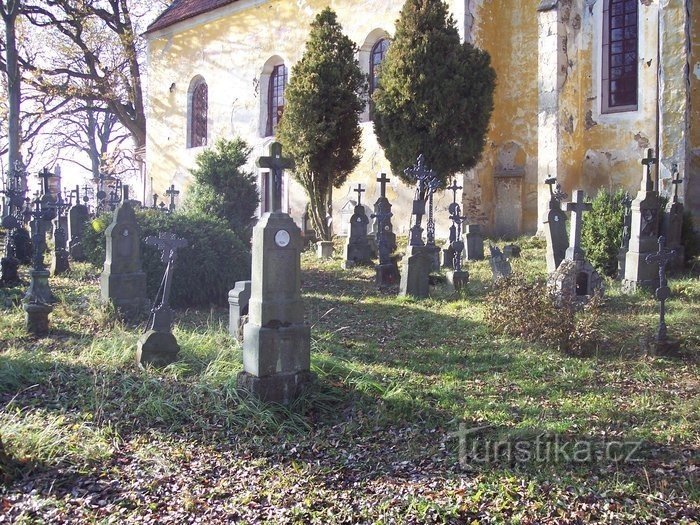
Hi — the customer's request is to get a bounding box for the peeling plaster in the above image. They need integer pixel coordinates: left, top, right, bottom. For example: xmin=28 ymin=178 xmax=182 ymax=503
xmin=634 ymin=132 xmax=650 ymax=149
xmin=584 ymin=110 xmax=597 ymax=130
xmin=694 ymin=62 xmax=700 ymax=80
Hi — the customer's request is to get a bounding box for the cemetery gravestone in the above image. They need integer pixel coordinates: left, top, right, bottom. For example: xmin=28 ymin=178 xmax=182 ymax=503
xmin=442 ymin=179 xmax=461 ymax=268
xmin=50 ymin=196 xmax=70 ymax=276
xmin=239 ymin=143 xmax=313 ymax=404
xmin=489 ymin=244 xmax=512 ymax=281
xmin=137 ymin=232 xmax=188 ymax=367
xmin=623 ymin=149 xmax=662 ymax=292
xmin=68 ymin=185 xmax=90 ymax=261
xmin=100 ymin=185 xmax=148 ymax=316
xmin=372 ymin=173 xmax=399 ymax=285
xmin=464 ymin=224 xmax=485 ymax=261
xmin=446 ymin=202 xmax=469 ymax=292
xmin=228 ymin=280 xmax=252 ymax=341
xmin=543 ymin=177 xmax=569 ymax=272
xmin=547 ymin=189 xmax=603 ymax=306
xmin=342 ymin=184 xmax=373 ymax=268
xmin=661 ymin=164 xmax=684 ymax=272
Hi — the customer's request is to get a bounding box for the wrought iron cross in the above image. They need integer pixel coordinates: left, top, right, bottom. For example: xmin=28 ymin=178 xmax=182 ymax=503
xmin=446 ymin=179 xmax=462 ymax=204
xmin=257 ymin=142 xmax=294 ymax=213
xmin=37 ymin=168 xmax=53 ymax=196
xmin=645 ymin=236 xmax=676 ymax=343
xmin=353 ymin=183 xmax=365 ymax=207
xmin=166 ymin=184 xmax=179 ymax=212
xmin=565 ymin=189 xmax=591 ymax=260
xmin=670 ymin=163 xmax=683 ymax=204
xmin=144 ymin=232 xmax=188 ymax=332
xmin=152 ymin=193 xmax=159 ymax=209
xmin=641 ymin=148 xmax=657 ymax=192
xmin=377 ymin=173 xmax=390 ymax=199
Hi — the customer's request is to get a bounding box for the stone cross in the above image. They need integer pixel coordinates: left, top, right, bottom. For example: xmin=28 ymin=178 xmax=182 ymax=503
xmin=353 ymin=183 xmax=365 ymax=207
xmin=166 ymin=184 xmax=179 ymax=212
xmin=121 ymin=184 xmax=129 ymax=203
xmin=257 ymin=142 xmax=294 ymax=213
xmin=670 ymin=163 xmax=683 ymax=204
xmin=152 ymin=193 xmax=159 ymax=209
xmin=641 ymin=148 xmax=657 ymax=192
xmin=37 ymin=168 xmax=52 ymax=195
xmin=447 ymin=179 xmax=462 ymax=204
xmin=144 ymin=232 xmax=188 ymax=332
xmin=565 ymin=189 xmax=591 ymax=261
xmin=545 ymin=176 xmax=567 ymax=204
xmin=81 ymin=183 xmax=91 ymax=203
xmin=645 ymin=236 xmax=675 ymax=342
xmin=377 ymin=173 xmax=390 ymax=199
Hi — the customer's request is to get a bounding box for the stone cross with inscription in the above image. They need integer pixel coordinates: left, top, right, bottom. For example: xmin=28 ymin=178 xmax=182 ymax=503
xmin=166 ymin=184 xmax=180 ymax=212
xmin=670 ymin=163 xmax=683 ymax=204
xmin=641 ymin=148 xmax=657 ymax=192
xmin=565 ymin=190 xmax=591 ymax=261
xmin=257 ymin=142 xmax=294 ymax=213
xmin=645 ymin=236 xmax=676 ymax=344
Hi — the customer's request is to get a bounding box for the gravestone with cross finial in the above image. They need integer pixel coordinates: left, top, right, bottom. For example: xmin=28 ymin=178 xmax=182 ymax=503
xmin=137 ymin=232 xmax=188 ymax=367
xmin=661 ymin=164 xmax=684 ymax=271
xmin=238 ymin=142 xmax=313 ymax=404
xmin=166 ymin=184 xmax=179 ymax=213
xmin=372 ymin=172 xmax=396 ymax=255
xmin=442 ymin=179 xmax=462 ymax=268
xmin=623 ymin=148 xmax=662 ymax=292
xmin=100 ymin=185 xmax=148 ymax=317
xmin=446 ymin=202 xmax=469 ymax=292
xmin=342 ymin=183 xmax=373 ymax=269
xmin=644 ymin=236 xmax=680 ymax=355
xmin=543 ymin=176 xmax=569 ymax=272
xmin=547 ymin=189 xmax=604 ymax=307
xmin=50 ymin=194 xmax=70 ymax=276
xmin=68 ymin=185 xmax=90 ymax=261
xmin=257 ymin=141 xmax=294 ymax=213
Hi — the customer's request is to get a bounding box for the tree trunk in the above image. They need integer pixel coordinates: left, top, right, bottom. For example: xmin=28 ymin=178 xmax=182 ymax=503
xmin=3 ymin=1 xmax=23 ymax=188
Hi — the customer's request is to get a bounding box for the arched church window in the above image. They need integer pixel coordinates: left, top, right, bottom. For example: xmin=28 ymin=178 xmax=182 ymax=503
xmin=266 ymin=64 xmax=287 ymax=137
xmin=369 ymin=38 xmax=390 ymax=120
xmin=189 ymin=80 xmax=208 ymax=148
xmin=602 ymin=0 xmax=638 ymax=113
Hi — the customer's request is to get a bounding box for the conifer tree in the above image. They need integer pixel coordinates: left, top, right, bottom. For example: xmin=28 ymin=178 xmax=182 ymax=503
xmin=373 ymin=0 xmax=496 ymax=186
xmin=276 ymin=8 xmax=365 ymax=241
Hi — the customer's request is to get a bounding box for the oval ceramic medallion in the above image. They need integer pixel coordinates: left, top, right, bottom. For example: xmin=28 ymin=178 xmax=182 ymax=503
xmin=275 ymin=229 xmax=290 ymax=247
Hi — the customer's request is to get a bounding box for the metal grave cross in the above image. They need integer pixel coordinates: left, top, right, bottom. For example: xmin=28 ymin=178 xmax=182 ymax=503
xmin=641 ymin=148 xmax=657 ymax=192
xmin=404 ymin=154 xmax=436 ymax=191
xmin=545 ymin=176 xmax=567 ymax=203
xmin=152 ymin=193 xmax=159 ymax=209
xmin=353 ymin=183 xmax=365 ymax=207
xmin=670 ymin=163 xmax=683 ymax=204
xmin=257 ymin=142 xmax=294 ymax=213
xmin=377 ymin=173 xmax=390 ymax=199
xmin=144 ymin=232 xmax=189 ymax=332
xmin=166 ymin=184 xmax=179 ymax=212
xmin=645 ymin=236 xmax=676 ymax=342
xmin=565 ymin=189 xmax=591 ymax=260
xmin=37 ymin=168 xmax=53 ymax=196
xmin=447 ymin=179 xmax=462 ymax=204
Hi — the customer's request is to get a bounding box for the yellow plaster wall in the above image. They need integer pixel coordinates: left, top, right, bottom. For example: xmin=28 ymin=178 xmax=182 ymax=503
xmin=687 ymin=0 xmax=700 ymax=216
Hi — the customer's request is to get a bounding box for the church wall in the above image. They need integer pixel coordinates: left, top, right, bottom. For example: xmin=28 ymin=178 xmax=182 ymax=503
xmin=687 ymin=0 xmax=700 ymax=218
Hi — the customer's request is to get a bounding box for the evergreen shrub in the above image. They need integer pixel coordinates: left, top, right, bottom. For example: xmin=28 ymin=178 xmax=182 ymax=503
xmin=82 ymin=209 xmax=250 ymax=308
xmin=581 ymin=189 xmax=627 ymax=277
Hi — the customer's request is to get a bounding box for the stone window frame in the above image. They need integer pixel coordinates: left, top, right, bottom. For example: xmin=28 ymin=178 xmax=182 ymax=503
xmin=267 ymin=63 xmax=287 ymax=137
xmin=187 ymin=76 xmax=208 ymax=148
xmin=601 ymin=0 xmax=639 ymax=114
xmin=358 ymin=29 xmax=390 ymax=123
xmin=259 ymin=56 xmax=288 ymax=137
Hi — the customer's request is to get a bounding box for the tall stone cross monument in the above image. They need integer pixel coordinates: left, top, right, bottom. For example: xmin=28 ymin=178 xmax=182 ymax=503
xmin=343 ymin=183 xmax=372 ymax=268
xmin=661 ymin=164 xmax=684 ymax=271
xmin=239 ymin=142 xmax=313 ymax=404
xmin=257 ymin=141 xmax=293 ymax=213
xmin=564 ymin=189 xmax=591 ymax=261
xmin=623 ymin=148 xmax=661 ymax=292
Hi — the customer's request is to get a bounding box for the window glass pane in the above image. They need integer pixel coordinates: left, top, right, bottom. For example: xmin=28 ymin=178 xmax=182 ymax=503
xmin=605 ymin=0 xmax=637 ymax=110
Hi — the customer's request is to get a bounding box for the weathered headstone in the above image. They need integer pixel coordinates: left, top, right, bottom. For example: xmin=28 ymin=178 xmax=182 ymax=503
xmin=644 ymin=236 xmax=679 ymax=355
xmin=50 ymin=195 xmax=70 ymax=276
xmin=373 ymin=173 xmax=397 ymax=255
xmin=464 ymin=224 xmax=485 ymax=261
xmin=547 ymin=189 xmax=604 ymax=306
xmin=0 ymin=162 xmax=27 ymax=285
xmin=137 ymin=232 xmax=188 ymax=367
xmin=228 ymin=280 xmax=252 ymax=341
xmin=503 ymin=244 xmax=521 ymax=259
xmin=399 ymin=248 xmax=432 ymax=298
xmin=68 ymin=199 xmax=90 ymax=261
xmin=372 ymin=173 xmax=399 ymax=285
xmin=100 ymin=185 xmax=148 ymax=316
xmin=543 ymin=176 xmax=569 ymax=272
xmin=489 ymin=244 xmax=512 ymax=281
xmin=342 ymin=184 xmax=372 ymax=268
xmin=617 ymin=192 xmax=633 ymax=279
xmin=623 ymin=149 xmax=662 ymax=292
xmin=239 ymin=143 xmax=313 ymax=404
xmin=661 ymin=164 xmax=684 ymax=272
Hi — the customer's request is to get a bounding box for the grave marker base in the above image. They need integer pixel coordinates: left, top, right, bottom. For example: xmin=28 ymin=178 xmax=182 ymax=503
xmin=136 ymin=330 xmax=180 ymax=367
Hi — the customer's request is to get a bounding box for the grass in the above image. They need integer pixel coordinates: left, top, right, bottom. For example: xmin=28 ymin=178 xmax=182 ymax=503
xmin=0 ymin=243 xmax=698 ymax=523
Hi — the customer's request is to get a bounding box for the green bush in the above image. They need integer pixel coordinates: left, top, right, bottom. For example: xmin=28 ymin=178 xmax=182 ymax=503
xmin=681 ymin=210 xmax=699 ymax=262
xmin=183 ymin=137 xmax=259 ymax=242
xmin=581 ymin=189 xmax=627 ymax=277
xmin=82 ymin=209 xmax=250 ymax=308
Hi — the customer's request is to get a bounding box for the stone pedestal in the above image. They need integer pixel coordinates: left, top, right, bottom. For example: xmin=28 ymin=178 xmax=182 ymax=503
xmin=464 ymin=225 xmax=485 ymax=261
xmin=238 ymin=212 xmax=313 ymax=404
xmin=228 ymin=280 xmax=252 ymax=340
xmin=375 ymin=260 xmax=400 ymax=286
xmin=547 ymin=258 xmax=604 ymax=308
xmin=623 ymin=189 xmax=661 ymax=293
xmin=24 ymin=270 xmax=56 ymax=305
xmin=136 ymin=330 xmax=180 ymax=367
xmin=442 ymin=245 xmax=455 ymax=269
xmin=317 ymin=240 xmax=333 ymax=259
xmin=446 ymin=270 xmax=469 ymax=293
xmin=400 ymin=247 xmax=432 ymax=299
xmin=24 ymin=302 xmax=53 ymax=336
xmin=51 ymin=250 xmax=70 ymax=276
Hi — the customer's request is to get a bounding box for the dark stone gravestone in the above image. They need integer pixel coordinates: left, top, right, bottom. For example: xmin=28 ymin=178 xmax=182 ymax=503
xmin=547 ymin=189 xmax=604 ymax=307
xmin=464 ymin=224 xmax=485 ymax=261
xmin=50 ymin=195 xmax=70 ymax=276
xmin=446 ymin=202 xmax=469 ymax=292
xmin=644 ymin=236 xmax=679 ymax=355
xmin=489 ymin=244 xmax=512 ymax=282
xmin=0 ymin=162 xmax=27 ymax=285
xmin=137 ymin=232 xmax=188 ymax=367
xmin=503 ymin=244 xmax=521 ymax=258
xmin=68 ymin=185 xmax=90 ymax=261
xmin=373 ymin=173 xmax=397 ymax=254
xmin=100 ymin=185 xmax=148 ymax=316
xmin=617 ymin=192 xmax=632 ymax=279
xmin=661 ymin=164 xmax=684 ymax=273
xmin=342 ymin=183 xmax=373 ymax=269
xmin=228 ymin=280 xmax=252 ymax=341
xmin=623 ymin=149 xmax=662 ymax=292
xmin=372 ymin=173 xmax=399 ymax=286
xmin=543 ymin=176 xmax=569 ymax=272
xmin=166 ymin=184 xmax=179 ymax=213
xmin=239 ymin=143 xmax=313 ymax=404
xmin=442 ymin=179 xmax=461 ymax=268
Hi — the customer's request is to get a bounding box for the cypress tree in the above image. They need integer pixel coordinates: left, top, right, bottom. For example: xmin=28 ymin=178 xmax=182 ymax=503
xmin=276 ymin=8 xmax=365 ymax=241
xmin=373 ymin=0 xmax=496 ymax=185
